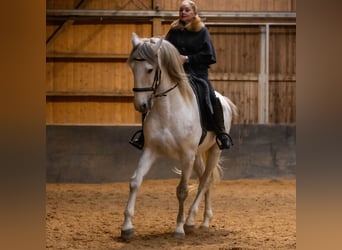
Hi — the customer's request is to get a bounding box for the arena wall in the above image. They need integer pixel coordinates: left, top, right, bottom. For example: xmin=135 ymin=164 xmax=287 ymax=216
xmin=46 ymin=124 xmax=296 ymax=183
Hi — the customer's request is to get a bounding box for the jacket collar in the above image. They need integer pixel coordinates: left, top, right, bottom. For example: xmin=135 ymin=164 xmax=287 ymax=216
xmin=170 ymin=15 xmax=204 ymax=32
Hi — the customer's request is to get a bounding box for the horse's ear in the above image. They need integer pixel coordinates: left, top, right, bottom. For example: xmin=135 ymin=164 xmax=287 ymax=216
xmin=152 ymin=37 xmax=163 ymax=54
xmin=132 ymin=32 xmax=140 ymax=47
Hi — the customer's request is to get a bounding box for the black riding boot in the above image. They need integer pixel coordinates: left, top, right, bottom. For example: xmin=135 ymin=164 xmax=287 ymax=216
xmin=129 ymin=113 xmax=146 ymax=150
xmin=213 ymin=98 xmax=233 ymax=150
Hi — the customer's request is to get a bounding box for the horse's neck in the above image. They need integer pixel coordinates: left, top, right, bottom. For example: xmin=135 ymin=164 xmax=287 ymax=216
xmin=153 ymin=80 xmax=182 ymax=113
xmin=152 ymin=75 xmax=197 ymax=120
xmin=146 ymin=74 xmax=202 ymax=144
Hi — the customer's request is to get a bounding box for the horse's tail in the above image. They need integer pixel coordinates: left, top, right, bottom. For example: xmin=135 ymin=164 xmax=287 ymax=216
xmin=208 ymin=152 xmax=223 ymax=184
xmin=202 ymin=151 xmax=223 ymax=185
xmin=172 ymin=151 xmax=223 ymax=189
xmin=213 ymin=161 xmax=223 ymax=184
xmin=223 ymin=95 xmax=238 ymax=119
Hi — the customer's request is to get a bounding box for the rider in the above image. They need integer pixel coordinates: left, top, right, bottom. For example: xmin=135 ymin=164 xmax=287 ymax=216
xmin=129 ymin=0 xmax=233 ymax=150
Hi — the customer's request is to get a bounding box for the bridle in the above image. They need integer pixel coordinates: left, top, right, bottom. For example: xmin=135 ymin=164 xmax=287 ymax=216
xmin=132 ymin=59 xmax=179 ymax=98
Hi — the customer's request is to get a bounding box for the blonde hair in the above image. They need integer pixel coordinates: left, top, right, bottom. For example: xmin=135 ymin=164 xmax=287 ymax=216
xmin=180 ymin=0 xmax=198 ymax=14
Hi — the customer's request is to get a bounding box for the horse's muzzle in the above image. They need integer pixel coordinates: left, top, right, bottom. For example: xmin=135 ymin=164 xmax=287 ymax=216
xmin=136 ymin=103 xmax=148 ymax=113
xmin=134 ymin=96 xmax=152 ymax=113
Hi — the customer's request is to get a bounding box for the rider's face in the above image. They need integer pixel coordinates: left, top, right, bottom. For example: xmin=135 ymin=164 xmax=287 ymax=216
xmin=179 ymin=3 xmax=196 ymax=24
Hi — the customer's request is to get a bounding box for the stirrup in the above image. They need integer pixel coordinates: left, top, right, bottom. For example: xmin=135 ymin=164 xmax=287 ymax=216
xmin=129 ymin=130 xmax=144 ymax=150
xmin=215 ymin=132 xmax=234 ymax=150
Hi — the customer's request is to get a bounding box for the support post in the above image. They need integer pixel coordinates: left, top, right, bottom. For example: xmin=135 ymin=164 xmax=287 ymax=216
xmin=258 ymin=24 xmax=269 ymax=124
xmin=152 ymin=0 xmax=163 ymax=37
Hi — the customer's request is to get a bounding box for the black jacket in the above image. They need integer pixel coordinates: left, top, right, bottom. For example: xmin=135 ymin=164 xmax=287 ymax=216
xmin=165 ymin=17 xmax=216 ymax=80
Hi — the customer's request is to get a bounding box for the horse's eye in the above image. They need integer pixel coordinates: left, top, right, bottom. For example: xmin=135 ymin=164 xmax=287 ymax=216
xmin=147 ymin=69 xmax=153 ymax=74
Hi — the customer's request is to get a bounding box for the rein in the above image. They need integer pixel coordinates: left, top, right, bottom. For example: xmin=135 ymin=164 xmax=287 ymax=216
xmin=132 ymin=66 xmax=179 ymax=98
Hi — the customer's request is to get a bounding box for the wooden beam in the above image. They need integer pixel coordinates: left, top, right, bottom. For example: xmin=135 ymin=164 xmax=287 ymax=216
xmin=46 ymin=52 xmax=129 ymax=62
xmin=46 ymin=9 xmax=296 ymax=24
xmin=46 ymin=20 xmax=74 ymax=46
xmin=209 ymin=73 xmax=259 ymax=81
xmin=46 ymin=91 xmax=134 ymax=97
xmin=46 ymin=0 xmax=88 ymax=46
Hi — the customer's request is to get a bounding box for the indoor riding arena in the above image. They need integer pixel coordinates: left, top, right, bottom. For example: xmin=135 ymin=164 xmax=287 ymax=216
xmin=46 ymin=0 xmax=296 ymax=249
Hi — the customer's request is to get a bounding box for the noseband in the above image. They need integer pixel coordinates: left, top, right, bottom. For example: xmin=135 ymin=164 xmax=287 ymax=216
xmin=132 ymin=60 xmax=179 ymax=98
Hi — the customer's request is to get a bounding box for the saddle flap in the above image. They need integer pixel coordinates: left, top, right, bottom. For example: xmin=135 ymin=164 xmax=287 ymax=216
xmin=188 ymin=75 xmax=216 ymax=144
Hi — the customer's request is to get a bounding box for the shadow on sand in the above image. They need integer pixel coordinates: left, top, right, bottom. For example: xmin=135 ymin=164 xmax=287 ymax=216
xmin=113 ymin=227 xmax=235 ymax=250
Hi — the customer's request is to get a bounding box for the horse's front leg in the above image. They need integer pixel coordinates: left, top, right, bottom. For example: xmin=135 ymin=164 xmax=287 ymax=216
xmin=121 ymin=149 xmax=156 ymax=240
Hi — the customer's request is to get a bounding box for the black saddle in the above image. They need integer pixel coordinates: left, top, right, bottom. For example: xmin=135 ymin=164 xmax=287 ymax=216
xmin=187 ymin=74 xmax=216 ymax=145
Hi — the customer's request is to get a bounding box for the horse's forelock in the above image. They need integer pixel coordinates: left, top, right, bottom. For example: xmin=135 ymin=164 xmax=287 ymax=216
xmin=128 ymin=39 xmax=158 ymax=66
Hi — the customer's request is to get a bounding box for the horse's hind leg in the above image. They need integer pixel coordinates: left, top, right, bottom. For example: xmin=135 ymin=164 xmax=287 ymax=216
xmin=200 ymin=185 xmax=213 ymax=230
xmin=174 ymin=155 xmax=195 ymax=238
xmin=184 ymin=169 xmax=214 ymax=231
xmin=183 ymin=155 xmax=205 ymax=233
xmin=185 ymin=147 xmax=220 ymax=231
xmin=121 ymin=149 xmax=156 ymax=240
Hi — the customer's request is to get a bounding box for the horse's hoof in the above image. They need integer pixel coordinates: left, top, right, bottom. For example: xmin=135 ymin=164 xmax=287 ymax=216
xmin=174 ymin=232 xmax=185 ymax=239
xmin=184 ymin=224 xmax=195 ymax=234
xmin=121 ymin=228 xmax=135 ymax=241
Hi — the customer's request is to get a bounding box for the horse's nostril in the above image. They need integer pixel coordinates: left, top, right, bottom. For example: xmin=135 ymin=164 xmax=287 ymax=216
xmin=139 ymin=104 xmax=147 ymax=113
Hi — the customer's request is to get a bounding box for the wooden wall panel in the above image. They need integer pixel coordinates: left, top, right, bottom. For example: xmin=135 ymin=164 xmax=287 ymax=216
xmin=269 ymin=26 xmax=296 ymax=123
xmin=209 ymin=26 xmax=261 ymax=75
xmin=269 ymin=26 xmax=296 ymax=77
xmin=46 ymin=22 xmax=151 ymax=125
xmin=209 ymin=26 xmax=261 ymax=124
xmin=46 ymin=96 xmax=141 ymax=125
xmin=269 ymin=82 xmax=296 ymax=123
xmin=47 ymin=23 xmax=151 ymax=54
xmin=46 ymin=62 xmax=133 ymax=94
xmin=47 ymin=0 xmax=152 ymax=10
xmin=158 ymin=0 xmax=296 ymax=11
xmin=47 ymin=0 xmax=295 ymax=11
xmin=47 ymin=0 xmax=79 ymax=9
xmin=211 ymin=81 xmax=258 ymax=124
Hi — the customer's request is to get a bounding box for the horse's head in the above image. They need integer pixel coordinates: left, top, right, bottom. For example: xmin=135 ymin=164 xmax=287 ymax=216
xmin=128 ymin=33 xmax=163 ymax=113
